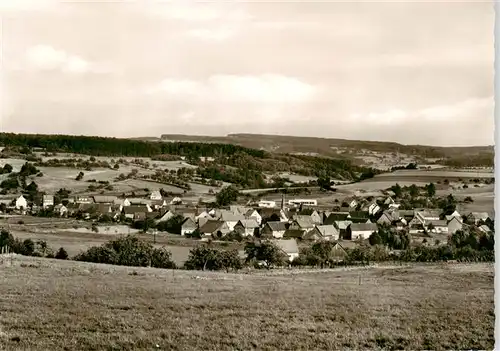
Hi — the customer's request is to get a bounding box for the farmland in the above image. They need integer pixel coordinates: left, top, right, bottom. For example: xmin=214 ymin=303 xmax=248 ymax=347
xmin=0 ymin=256 xmax=493 ymax=350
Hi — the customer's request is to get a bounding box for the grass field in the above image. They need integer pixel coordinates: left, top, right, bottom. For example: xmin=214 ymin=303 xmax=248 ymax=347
xmin=0 ymin=257 xmax=493 ymax=350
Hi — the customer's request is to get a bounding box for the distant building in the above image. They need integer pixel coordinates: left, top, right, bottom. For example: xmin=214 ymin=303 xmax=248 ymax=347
xmin=288 ymin=199 xmax=317 ymax=207
xmin=42 ymin=195 xmax=54 ymax=209
xmin=258 ymin=200 xmax=276 ymax=208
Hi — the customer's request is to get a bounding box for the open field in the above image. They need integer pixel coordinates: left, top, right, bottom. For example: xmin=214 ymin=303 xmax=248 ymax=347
xmin=0 ymin=257 xmax=493 ymax=350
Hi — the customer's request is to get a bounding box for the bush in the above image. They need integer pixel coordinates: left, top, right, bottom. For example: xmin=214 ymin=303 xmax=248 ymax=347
xmin=55 ymin=247 xmax=69 ymax=260
xmin=184 ymin=246 xmax=242 ymax=272
xmin=74 ymin=235 xmax=176 ymax=269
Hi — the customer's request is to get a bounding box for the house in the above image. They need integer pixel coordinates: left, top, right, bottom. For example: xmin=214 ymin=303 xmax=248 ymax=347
xmin=415 ymin=209 xmax=441 ymax=222
xmin=368 ymin=203 xmax=381 ymax=215
xmin=288 ymin=217 xmax=315 ymax=231
xmin=244 ymin=209 xmax=262 ymax=225
xmin=215 ymin=211 xmax=245 ymax=231
xmin=271 ymin=239 xmax=299 ymax=262
xmin=233 ymin=219 xmax=260 ymax=237
xmin=346 ymin=223 xmax=378 ymax=240
xmin=151 ymin=199 xmax=168 ymax=210
xmin=445 ymin=210 xmax=462 ymax=222
xmin=155 ymin=210 xmax=176 ymax=223
xmin=15 ymin=195 xmax=28 ymax=210
xmin=258 ymin=208 xmax=289 ymax=222
xmin=96 ymin=204 xmax=113 ymax=216
xmin=329 ymin=241 xmax=351 ymax=262
xmin=150 ymin=191 xmax=162 ymax=201
xmin=348 ymin=199 xmax=358 ymax=210
xmin=426 ymin=220 xmax=448 ymax=234
xmin=466 ymin=212 xmax=490 ymax=224
xmin=283 ymin=229 xmax=306 ymax=240
xmin=169 ymin=197 xmax=183 ymax=205
xmin=75 ymin=196 xmax=93 ymax=204
xmin=447 ymin=216 xmax=463 ymax=234
xmin=293 ymin=210 xmax=322 ymax=225
xmin=54 ymin=204 xmax=68 ymax=216
xmin=258 ymin=200 xmax=277 ymax=208
xmin=324 ymin=212 xmax=349 ymax=225
xmin=93 ymin=195 xmax=118 ymax=204
xmin=123 ymin=205 xmax=149 ymax=220
xmin=181 ymin=217 xmax=197 ymax=236
xmin=305 ymin=225 xmax=340 ymax=241
xmin=199 ymin=220 xmax=230 ymax=237
xmin=128 ymin=198 xmax=152 ymax=206
xmin=384 ymin=196 xmax=395 ymax=205
xmin=334 ymin=220 xmax=353 ymax=238
xmin=42 ymin=195 xmax=54 ymax=209
xmin=260 ymin=221 xmax=288 ymax=239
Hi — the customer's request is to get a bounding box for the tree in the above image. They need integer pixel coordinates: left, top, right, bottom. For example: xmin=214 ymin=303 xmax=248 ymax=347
xmin=55 ymin=247 xmax=69 ymax=260
xmin=317 ymin=176 xmax=332 ymax=191
xmin=391 ymin=183 xmax=402 ymax=198
xmin=2 ymin=164 xmax=13 ymax=174
xmin=409 ymin=184 xmax=419 ymax=198
xmin=215 ymin=186 xmax=239 ymax=207
xmin=244 ymin=241 xmax=287 ymax=268
xmin=426 ymin=183 xmax=436 ymax=198
xmin=113 ymin=164 xmax=120 ymax=170
xmin=369 ymin=231 xmax=382 ymax=246
xmin=75 ymin=172 xmax=84 ymax=181
xmin=184 ymin=246 xmax=241 ymax=272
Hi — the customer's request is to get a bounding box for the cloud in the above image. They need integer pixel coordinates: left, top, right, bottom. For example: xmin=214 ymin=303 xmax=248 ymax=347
xmin=148 ymin=74 xmax=318 ymax=103
xmin=350 ymin=96 xmax=493 ymax=125
xmin=24 ymin=45 xmax=109 ymax=74
xmin=139 ymin=1 xmax=252 ymax=22
xmin=0 ymin=0 xmax=58 ymax=12
xmin=186 ymin=28 xmax=236 ymax=41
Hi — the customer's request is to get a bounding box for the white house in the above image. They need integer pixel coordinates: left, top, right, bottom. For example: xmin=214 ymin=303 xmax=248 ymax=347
xmin=368 ymin=203 xmax=381 ymax=215
xmin=15 ymin=195 xmax=28 ymax=210
xmin=181 ymin=217 xmax=197 ymax=236
xmin=258 ymin=200 xmax=276 ymax=208
xmin=233 ymin=219 xmax=260 ymax=236
xmin=244 ymin=209 xmax=262 ymax=225
xmin=271 ymin=239 xmax=299 ymax=262
xmin=42 ymin=195 xmax=54 ymax=209
xmin=150 ymin=191 xmax=162 ymax=201
xmin=54 ymin=204 xmax=68 ymax=217
xmin=288 ymin=199 xmax=317 ymax=207
xmin=260 ymin=221 xmax=287 ymax=239
xmin=347 ymin=223 xmax=378 ymax=240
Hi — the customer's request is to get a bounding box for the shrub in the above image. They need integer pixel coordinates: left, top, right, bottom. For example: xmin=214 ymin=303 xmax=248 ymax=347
xmin=55 ymin=247 xmax=69 ymax=260
xmin=184 ymin=246 xmax=242 ymax=272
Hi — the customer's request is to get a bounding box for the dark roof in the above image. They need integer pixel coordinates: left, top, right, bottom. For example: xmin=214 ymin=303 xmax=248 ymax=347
xmin=182 ymin=217 xmax=197 ymax=228
xmin=350 ymin=223 xmax=378 ymax=232
xmin=123 ymin=205 xmax=149 ymax=214
xmin=350 ymin=217 xmax=370 ymax=224
xmin=324 ymin=213 xmax=349 ymax=225
xmin=199 ymin=220 xmax=225 ymax=234
xmin=265 ymin=221 xmax=287 ymax=232
xmin=283 ymin=229 xmax=305 ymax=239
xmin=348 ymin=211 xmax=369 ymax=218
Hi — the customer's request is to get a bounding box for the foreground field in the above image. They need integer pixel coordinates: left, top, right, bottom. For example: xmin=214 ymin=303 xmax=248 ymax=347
xmin=0 ymin=257 xmax=493 ymax=350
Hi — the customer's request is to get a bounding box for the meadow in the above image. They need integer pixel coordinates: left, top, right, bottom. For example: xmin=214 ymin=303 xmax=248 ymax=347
xmin=0 ymin=256 xmax=493 ymax=350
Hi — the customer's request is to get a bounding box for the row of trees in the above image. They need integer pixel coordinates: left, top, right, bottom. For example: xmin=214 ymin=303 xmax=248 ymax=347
xmin=1 ymin=230 xmax=494 ymax=274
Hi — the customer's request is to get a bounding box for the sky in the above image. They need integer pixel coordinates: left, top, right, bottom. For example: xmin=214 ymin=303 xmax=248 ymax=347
xmin=0 ymin=0 xmax=494 ymax=146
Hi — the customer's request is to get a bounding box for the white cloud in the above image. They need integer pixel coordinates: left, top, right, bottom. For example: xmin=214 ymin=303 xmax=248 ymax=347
xmin=139 ymin=1 xmax=252 ymax=22
xmin=186 ymin=28 xmax=236 ymax=41
xmin=350 ymin=96 xmax=493 ymax=125
xmin=0 ymin=0 xmax=58 ymax=12
xmin=148 ymin=74 xmax=318 ymax=103
xmin=24 ymin=45 xmax=109 ymax=74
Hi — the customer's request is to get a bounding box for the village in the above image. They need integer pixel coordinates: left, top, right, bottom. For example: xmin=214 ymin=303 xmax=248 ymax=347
xmin=1 ymin=186 xmax=493 ymax=262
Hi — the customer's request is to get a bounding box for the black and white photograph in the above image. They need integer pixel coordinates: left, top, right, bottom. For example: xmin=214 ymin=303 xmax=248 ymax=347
xmin=0 ymin=0 xmax=495 ymax=350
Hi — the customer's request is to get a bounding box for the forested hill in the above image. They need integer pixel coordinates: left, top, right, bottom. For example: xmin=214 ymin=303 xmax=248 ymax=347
xmin=0 ymin=132 xmax=379 ymax=182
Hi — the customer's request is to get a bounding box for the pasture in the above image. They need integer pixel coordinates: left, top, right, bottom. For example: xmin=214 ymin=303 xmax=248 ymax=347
xmin=0 ymin=258 xmax=493 ymax=350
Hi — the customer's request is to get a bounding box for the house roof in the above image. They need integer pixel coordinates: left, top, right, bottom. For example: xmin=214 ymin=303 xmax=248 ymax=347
xmin=349 ymin=223 xmax=378 ymax=232
xmin=283 ymin=229 xmax=305 ymax=239
xmin=271 ymin=239 xmax=299 ymax=254
xmin=348 ymin=211 xmax=369 ymax=218
xmin=258 ymin=208 xmax=285 ymax=218
xmin=123 ymin=205 xmax=149 ymax=214
xmin=236 ymin=219 xmax=259 ymax=229
xmin=182 ymin=217 xmax=197 ymax=228
xmin=199 ymin=220 xmax=225 ymax=234
xmin=128 ymin=198 xmax=152 ymax=205
xmin=219 ymin=212 xmax=246 ymax=222
xmin=428 ymin=220 xmax=448 ymax=227
xmin=265 ymin=221 xmax=287 ymax=232
xmin=324 ymin=212 xmax=349 ymax=225
xmin=315 ymin=225 xmax=339 ymax=237
xmin=93 ymin=195 xmax=118 ymax=203
xmin=415 ymin=209 xmax=442 ymax=218
xmin=335 ymin=220 xmax=353 ymax=230
xmin=399 ymin=210 xmax=415 ymax=217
